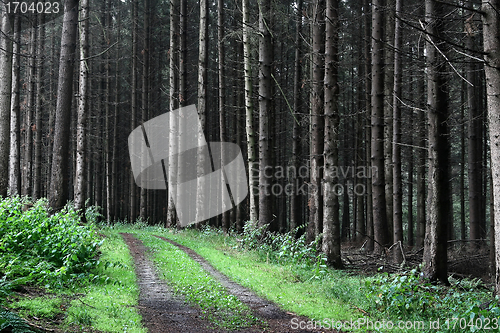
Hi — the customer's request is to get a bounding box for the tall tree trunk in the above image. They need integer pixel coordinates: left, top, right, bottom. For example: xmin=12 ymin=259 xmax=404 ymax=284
xmin=258 ymin=0 xmax=274 ymax=230
xmin=422 ymin=0 xmax=450 ymax=284
xmin=46 ymin=18 xmax=57 ymax=199
xmin=23 ymin=23 xmax=36 ymax=197
xmin=392 ymin=0 xmax=403 ymax=262
xmin=363 ymin=0 xmax=373 ymax=251
xmin=0 ymin=8 xmax=12 ymax=197
xmin=179 ymin=0 xmax=186 ymax=106
xmin=75 ymin=0 xmax=89 ymax=213
xmin=407 ymin=78 xmax=414 ymax=246
xmin=243 ymin=0 xmax=258 ymax=223
xmin=308 ymin=0 xmax=326 ymax=243
xmin=111 ymin=9 xmax=121 ymax=220
xmin=130 ymin=0 xmax=138 ymax=222
xmin=9 ymin=15 xmax=20 ymax=196
xmin=105 ymin=4 xmax=112 ymax=222
xmin=195 ymin=0 xmax=208 ymax=224
xmin=371 ymin=0 xmax=388 ymax=253
xmin=218 ymin=0 xmax=230 ymax=233
xmin=408 ymin=117 xmax=414 ymax=247
xmin=33 ymin=15 xmax=45 ymax=199
xmin=460 ymin=84 xmax=466 ymax=240
xmin=466 ymin=0 xmax=482 ymax=245
xmin=140 ymin=0 xmax=150 ymax=220
xmin=167 ymin=0 xmax=179 ymax=227
xmin=482 ymin=0 xmax=500 ymax=295
xmin=384 ymin=0 xmax=395 ymax=245
xmin=416 ymin=70 xmax=426 ymax=248
xmin=291 ymin=0 xmax=303 ymax=235
xmin=323 ymin=0 xmax=342 ymax=268
xmin=355 ymin=0 xmax=365 ymax=241
xmin=49 ymin=0 xmax=79 ymax=210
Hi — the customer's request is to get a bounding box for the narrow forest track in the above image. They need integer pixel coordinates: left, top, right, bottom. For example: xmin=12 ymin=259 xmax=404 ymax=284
xmin=121 ymin=232 xmax=338 ymax=333
xmin=121 ymin=233 xmax=221 ymax=333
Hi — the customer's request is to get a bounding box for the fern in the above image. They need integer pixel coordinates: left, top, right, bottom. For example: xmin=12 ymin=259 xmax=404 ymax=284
xmin=0 ymin=309 xmax=36 ymax=333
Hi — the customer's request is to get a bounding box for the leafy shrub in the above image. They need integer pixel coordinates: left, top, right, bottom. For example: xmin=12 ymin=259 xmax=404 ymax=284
xmin=239 ymin=222 xmax=323 ymax=267
xmin=0 ymin=196 xmax=103 ymax=287
xmin=0 ymin=309 xmax=36 ymax=333
xmin=366 ymin=268 xmax=500 ymax=332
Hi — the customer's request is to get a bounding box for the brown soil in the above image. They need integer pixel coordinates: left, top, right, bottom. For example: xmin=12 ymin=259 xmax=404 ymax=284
xmin=121 ymin=233 xmax=339 ymax=333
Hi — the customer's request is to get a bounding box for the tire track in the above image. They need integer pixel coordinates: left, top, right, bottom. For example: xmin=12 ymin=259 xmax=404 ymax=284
xmin=121 ymin=233 xmax=221 ymax=333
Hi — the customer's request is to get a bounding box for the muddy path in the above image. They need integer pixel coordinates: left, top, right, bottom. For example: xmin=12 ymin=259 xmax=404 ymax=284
xmin=121 ymin=233 xmax=338 ymax=333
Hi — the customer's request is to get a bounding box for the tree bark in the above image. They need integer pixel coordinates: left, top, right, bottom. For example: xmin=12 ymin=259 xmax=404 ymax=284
xmin=371 ymin=0 xmax=388 ymax=253
xmin=416 ymin=68 xmax=426 ymax=248
xmin=9 ymin=15 xmax=20 ymax=196
xmin=291 ymin=0 xmax=303 ymax=235
xmin=258 ymin=0 xmax=274 ymax=230
xmin=392 ymin=0 xmax=403 ymax=262
xmin=195 ymin=0 xmax=209 ymax=224
xmin=49 ymin=0 xmax=79 ymax=210
xmin=33 ymin=14 xmax=45 ymax=199
xmin=323 ymin=0 xmax=342 ymax=268
xmin=218 ymin=0 xmax=230 ymax=233
xmin=130 ymin=0 xmax=138 ymax=222
xmin=23 ymin=22 xmax=36 ymax=196
xmin=466 ymin=0 xmax=483 ymax=244
xmin=422 ymin=0 xmax=450 ymax=284
xmin=243 ymin=0 xmax=258 ymax=224
xmin=363 ymin=0 xmax=373 ymax=251
xmin=384 ymin=0 xmax=395 ymax=245
xmin=0 ymin=7 xmax=12 ymax=197
xmin=482 ymin=0 xmax=500 ymax=295
xmin=308 ymin=0 xmax=326 ymax=243
xmin=167 ymin=0 xmax=179 ymax=227
xmin=75 ymin=0 xmax=89 ymax=213
xmin=140 ymin=0 xmax=150 ymax=220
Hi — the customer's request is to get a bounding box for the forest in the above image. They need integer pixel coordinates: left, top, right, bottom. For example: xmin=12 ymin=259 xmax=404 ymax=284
xmin=1 ymin=0 xmax=500 ymax=331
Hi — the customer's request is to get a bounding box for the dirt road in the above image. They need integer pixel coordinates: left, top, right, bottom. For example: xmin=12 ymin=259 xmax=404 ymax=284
xmin=121 ymin=233 xmax=337 ymax=333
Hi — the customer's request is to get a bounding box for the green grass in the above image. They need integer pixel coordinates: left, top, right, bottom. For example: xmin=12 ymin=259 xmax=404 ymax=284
xmin=10 ymin=296 xmax=63 ymax=320
xmin=6 ymin=231 xmax=146 ymax=333
xmin=132 ymin=230 xmax=260 ymax=330
xmin=63 ymin=231 xmax=146 ymax=332
xmin=153 ymin=228 xmax=367 ymax=322
xmin=145 ymin=226 xmax=500 ymax=333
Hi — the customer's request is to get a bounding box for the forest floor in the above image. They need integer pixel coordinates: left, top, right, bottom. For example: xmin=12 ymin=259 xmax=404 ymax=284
xmin=120 ymin=232 xmax=337 ymax=333
xmin=341 ymin=240 xmax=493 ymax=284
xmin=3 ymin=224 xmax=494 ymax=333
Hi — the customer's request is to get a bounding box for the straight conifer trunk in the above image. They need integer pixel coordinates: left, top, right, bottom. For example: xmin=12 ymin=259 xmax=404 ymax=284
xmin=422 ymin=0 xmax=451 ymax=284
xmin=482 ymin=0 xmax=500 ymax=295
xmin=0 ymin=7 xmax=12 ymax=198
xmin=49 ymin=0 xmax=79 ymax=210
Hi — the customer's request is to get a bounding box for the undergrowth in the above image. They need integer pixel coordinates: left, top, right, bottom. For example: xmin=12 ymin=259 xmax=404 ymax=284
xmin=166 ymin=223 xmax=500 ymax=332
xmin=0 ymin=196 xmax=144 ymax=332
xmin=366 ymin=268 xmax=500 ymax=332
xmin=233 ymin=223 xmax=329 ymax=277
xmin=0 ymin=196 xmax=103 ymax=288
